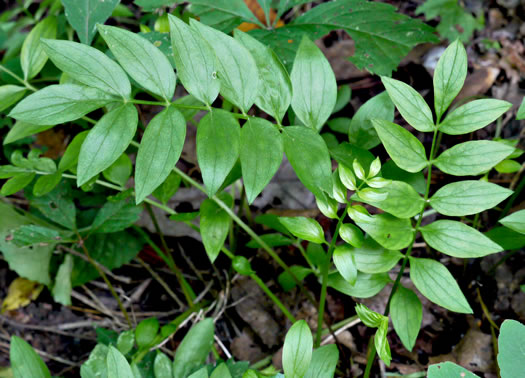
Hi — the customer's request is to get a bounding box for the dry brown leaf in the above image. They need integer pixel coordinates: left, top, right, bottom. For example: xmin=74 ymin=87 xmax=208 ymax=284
xmin=238 ymin=0 xmax=284 ymax=32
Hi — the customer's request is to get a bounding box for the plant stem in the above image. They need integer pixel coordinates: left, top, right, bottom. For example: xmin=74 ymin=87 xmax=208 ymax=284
xmin=0 ymin=64 xmax=37 ymax=91
xmin=250 ymin=273 xmax=296 ymax=322
xmin=74 ymin=231 xmax=132 ymax=327
xmin=315 ymin=207 xmax=348 ymax=347
xmin=364 ymin=128 xmax=439 ymax=377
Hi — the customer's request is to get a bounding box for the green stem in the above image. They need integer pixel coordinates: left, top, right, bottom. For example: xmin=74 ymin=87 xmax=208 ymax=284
xmin=364 ymin=128 xmax=439 ymax=377
xmin=0 ymin=64 xmax=37 ymax=91
xmin=250 ymin=273 xmax=296 ymax=322
xmin=315 ymin=207 xmax=348 ymax=347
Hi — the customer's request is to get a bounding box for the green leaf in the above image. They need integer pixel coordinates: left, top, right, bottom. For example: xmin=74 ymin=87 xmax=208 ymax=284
xmin=283 ymin=126 xmax=333 ymax=197
xmin=409 ymin=257 xmax=472 ymax=313
xmin=200 ymin=194 xmax=232 ymax=262
xmin=517 ymin=97 xmax=525 ymax=120
xmin=486 ymin=226 xmax=525 ymax=251
xmin=98 ymin=25 xmax=176 ymax=101
xmin=498 ymin=319 xmax=525 ymax=378
xmin=421 ymin=220 xmax=502 ymax=258
xmin=62 ymin=0 xmax=120 ymax=45
xmin=197 ymin=110 xmax=240 ymax=197
xmin=282 ymin=320 xmax=313 ymax=378
xmin=3 ymin=122 xmax=55 ymax=146
xmin=81 ymin=344 xmax=109 ymax=378
xmin=348 ymin=208 xmax=413 ymax=250
xmin=381 ymin=76 xmax=434 ymax=132
xmin=107 ymin=346 xmax=134 ymax=378
xmin=240 ymin=117 xmax=283 ymax=204
xmin=168 ymin=15 xmax=219 ymax=106
xmin=211 ymin=364 xmax=232 ymax=378
xmin=382 ymin=160 xmax=426 ymax=194
xmin=290 ymin=36 xmax=337 ymax=131
xmin=429 ymin=180 xmax=513 ymax=216
xmin=117 ymin=331 xmax=135 ymax=355
xmin=102 ymin=153 xmax=132 ymax=187
xmin=372 ymin=119 xmax=428 ymax=173
xmin=153 ymin=352 xmax=173 ymax=378
xmin=500 ymin=210 xmax=525 ymax=235
xmin=0 ymin=85 xmax=26 ymax=112
xmin=58 ymin=131 xmax=89 ymax=172
xmin=374 ymin=317 xmax=391 ymax=366
xmin=91 ymin=195 xmax=142 ymax=234
xmin=188 ymin=0 xmax=262 ymax=26
xmin=435 ymin=141 xmax=514 ymax=176
xmin=52 ymin=255 xmax=74 ymax=306
xmin=27 ymin=183 xmax=76 ymax=230
xmin=33 ymin=172 xmax=62 ymax=197
xmin=41 ymin=39 xmax=131 ymax=99
xmin=439 ymin=99 xmax=511 ymax=135
xmin=1 ymin=173 xmax=35 ymax=196
xmin=278 ymin=265 xmax=313 ymax=292
xmin=333 ymin=84 xmax=352 ymax=114
xmin=20 ymin=16 xmax=57 ymax=80
xmin=279 ymin=216 xmax=325 ymax=244
xmin=153 ymin=172 xmax=182 ymax=205
xmin=333 ymin=245 xmax=357 ymax=285
xmin=10 ymin=336 xmax=51 ymax=378
xmin=71 ymin=231 xmax=142 ymax=286
xmin=348 ymin=91 xmax=394 ymax=150
xmin=136 ymin=318 xmax=160 ymax=348
xmin=191 ymin=19 xmax=258 ymax=113
xmin=327 ymin=272 xmax=389 ymax=298
xmin=339 ymin=223 xmax=364 ymax=248
xmin=10 ymin=225 xmax=66 ymax=247
xmin=188 ymin=367 xmax=208 ymax=378
xmin=234 ymin=30 xmax=292 ymax=122
xmin=172 ymin=318 xmax=214 ymax=378
xmin=9 ymin=84 xmax=116 ymax=126
xmin=330 ymin=142 xmax=376 ymax=177
xmin=77 ymin=103 xmax=138 ymax=186
xmin=391 ymin=286 xmax=422 ymax=352
xmin=304 ymin=344 xmax=338 ymax=378
xmin=353 ymin=238 xmax=403 ymax=274
xmin=427 ymin=362 xmax=479 ymax=378
xmin=246 ymin=233 xmax=294 ymax=249
xmin=354 ymin=180 xmax=425 ymax=219
xmin=135 ymin=107 xmax=186 ymax=204
xmin=316 ymin=191 xmax=339 ymax=219
xmin=495 ymin=159 xmax=521 ymax=174
xmin=433 ymin=39 xmax=467 ymax=120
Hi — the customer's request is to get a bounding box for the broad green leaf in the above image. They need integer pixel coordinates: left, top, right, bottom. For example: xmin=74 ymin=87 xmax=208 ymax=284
xmin=200 ymin=194 xmax=233 ymax=262
xmin=136 ymin=318 xmax=160 ymax=348
xmin=330 ymin=142 xmax=376 ymax=177
xmin=41 ymin=39 xmax=131 ymax=99
xmin=52 ymin=255 xmax=73 ymax=306
xmin=10 ymin=225 xmax=66 ymax=247
xmin=135 ymin=107 xmax=186 ymax=203
xmin=20 ymin=16 xmax=57 ymax=80
xmin=279 ymin=217 xmax=325 ymax=244
xmin=153 ymin=352 xmax=173 ymax=378
xmin=27 ymin=183 xmax=76 ymax=230
xmin=196 ymin=110 xmax=240 ymax=197
xmin=58 ymin=131 xmax=89 ymax=172
xmin=439 ymin=99 xmax=512 ymax=135
xmin=486 ymin=226 xmax=525 ymax=251
xmin=80 ymin=344 xmax=109 ymax=378
xmin=498 ymin=319 xmax=525 ymax=378
xmin=117 ymin=331 xmax=135 ymax=355
xmin=435 ymin=141 xmax=514 ymax=176
xmin=246 ymin=233 xmax=294 ymax=249
xmin=10 ymin=336 xmax=51 ymax=378
xmin=211 ymin=364 xmax=232 ymax=378
xmin=517 ymin=97 xmax=525 ymax=120
xmin=0 ymin=85 xmax=26 ymax=112
xmin=191 ymin=19 xmax=258 ymax=113
xmin=240 ymin=118 xmax=283 ymax=204
xmin=282 ymin=320 xmax=313 ymax=378
xmin=339 ymin=223 xmax=364 ymax=248
xmin=91 ymin=195 xmax=142 ymax=233
xmin=188 ymin=367 xmax=208 ymax=378
xmin=188 ymin=0 xmax=262 ymax=26
xmin=355 ymin=304 xmax=383 ymax=328
xmin=427 ymin=362 xmax=478 ymax=378
xmin=1 ymin=173 xmax=35 ymax=196
xmin=327 ymin=272 xmax=389 ymax=298
xmin=433 ymin=39 xmax=467 ymax=120
xmin=98 ymin=25 xmax=176 ymax=101
xmin=172 ymin=318 xmax=214 ymax=378
xmin=429 ymin=180 xmax=513 ymax=216
xmin=381 ymin=76 xmax=434 ymax=132
xmin=316 ymin=191 xmax=339 ymax=219
xmin=107 ymin=346 xmax=134 ymax=378
xmin=304 ymin=344 xmax=338 ymax=378
xmin=0 ymin=203 xmax=54 ymax=285
xmin=71 ymin=231 xmax=142 ymax=286
xmin=421 ymin=220 xmax=502 ymax=258
xmin=353 ymin=238 xmax=403 ymax=274
xmin=495 ymin=159 xmax=521 ymax=174
xmin=291 ymin=36 xmax=336 ymax=131
xmin=354 ymin=180 xmax=425 ymax=219
xmin=168 ymin=15 xmax=219 ymax=105
xmin=348 ymin=208 xmax=413 ymax=250
xmin=375 ymin=317 xmax=391 ymax=366
xmin=409 ymin=257 xmax=472 ymax=313
xmin=33 ymin=172 xmax=62 ymax=197
xmin=391 ymin=286 xmax=422 ymax=352
xmin=348 ymin=91 xmax=394 ymax=149
xmin=333 ymin=85 xmax=352 ymax=114
xmin=4 ymin=122 xmax=54 ymax=145
xmin=333 ymin=245 xmax=357 ymax=284
xmin=77 ymin=103 xmax=138 ymax=186
xmin=372 ymin=119 xmax=428 ymax=173
xmin=102 ymin=153 xmax=132 ymax=187
xmin=283 ymin=126 xmax=333 ymax=197
xmin=135 ymin=0 xmax=179 ymax=11
xmin=153 ymin=171 xmax=181 ymax=205
xmin=234 ymin=30 xmax=292 ymax=122
xmin=9 ymin=84 xmax=116 ymax=126
xmin=62 ymin=0 xmax=120 ymax=45
xmin=382 ymin=159 xmax=426 ymax=194
xmin=278 ymin=265 xmax=313 ymax=292
xmin=500 ymin=210 xmax=525 ymax=235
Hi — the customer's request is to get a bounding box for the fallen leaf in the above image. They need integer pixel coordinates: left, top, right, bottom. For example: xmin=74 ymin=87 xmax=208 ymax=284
xmin=1 ymin=277 xmax=44 ymax=312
